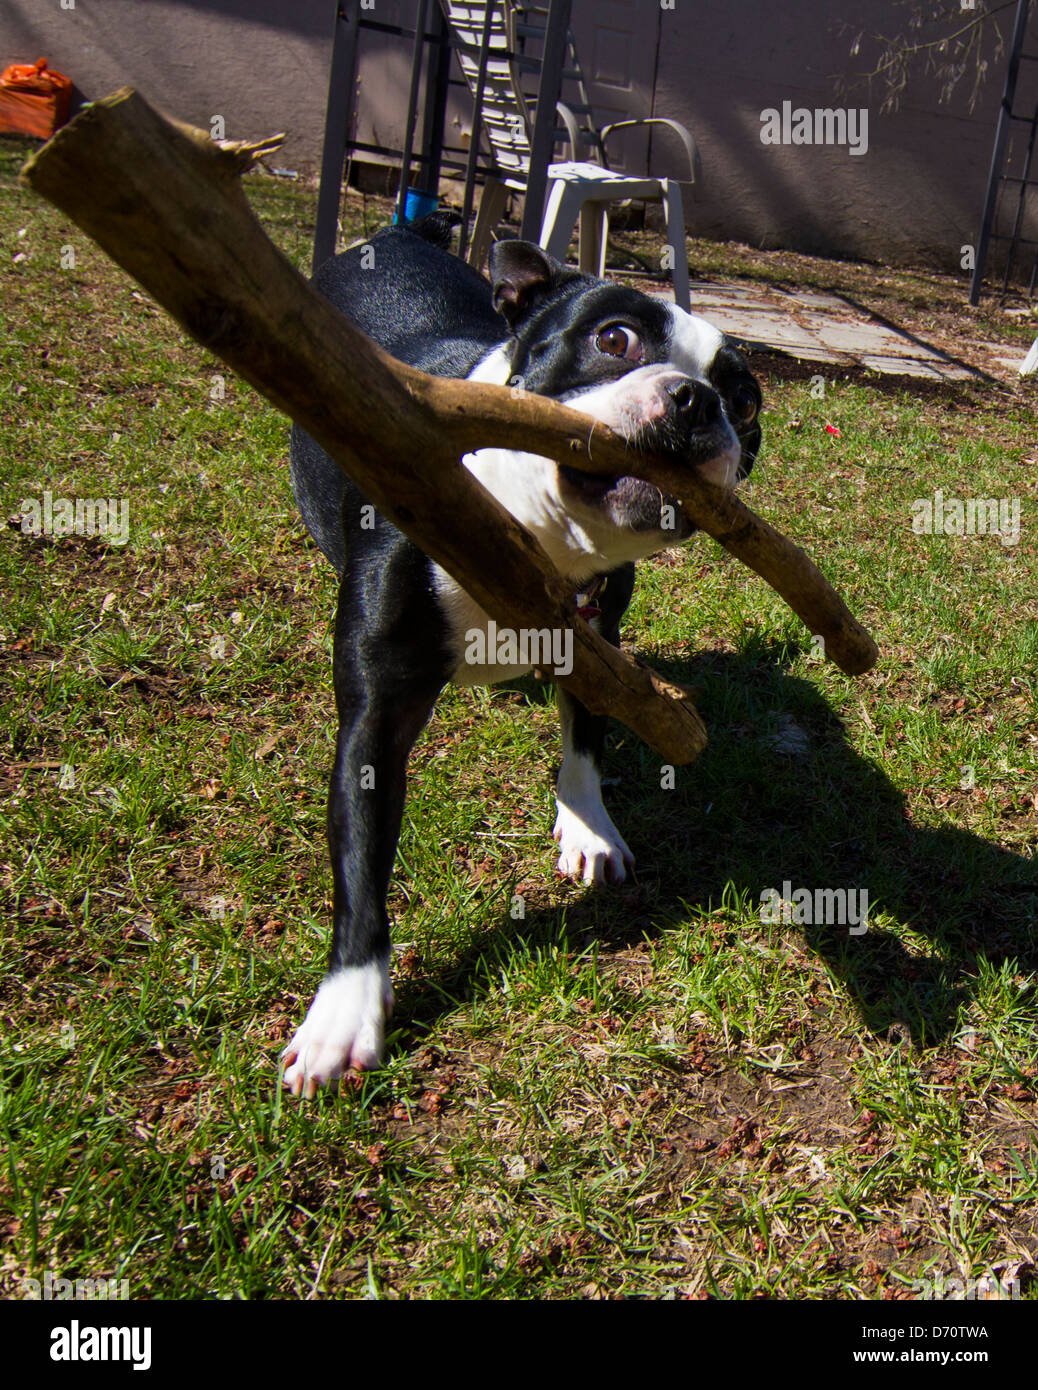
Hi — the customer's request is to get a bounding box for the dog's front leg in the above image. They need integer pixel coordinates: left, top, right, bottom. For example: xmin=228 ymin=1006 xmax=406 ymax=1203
xmin=553 ymin=564 xmax=637 ymax=886
xmin=282 ymin=562 xmax=445 ymax=1096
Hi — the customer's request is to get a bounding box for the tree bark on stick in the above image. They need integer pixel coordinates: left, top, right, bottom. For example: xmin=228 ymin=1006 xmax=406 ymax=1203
xmin=22 ymin=88 xmax=878 ymax=766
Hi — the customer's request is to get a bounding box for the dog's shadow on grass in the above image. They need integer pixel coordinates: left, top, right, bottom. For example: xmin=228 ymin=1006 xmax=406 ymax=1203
xmin=396 ymin=637 xmax=1036 ymax=1053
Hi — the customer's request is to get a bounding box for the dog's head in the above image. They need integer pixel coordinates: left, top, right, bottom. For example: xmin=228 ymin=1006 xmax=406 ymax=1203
xmin=485 ymin=240 xmax=761 ymax=552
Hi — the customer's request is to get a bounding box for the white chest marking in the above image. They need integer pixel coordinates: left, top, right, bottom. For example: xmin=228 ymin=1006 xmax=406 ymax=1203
xmin=437 ymin=345 xmax=611 ymax=686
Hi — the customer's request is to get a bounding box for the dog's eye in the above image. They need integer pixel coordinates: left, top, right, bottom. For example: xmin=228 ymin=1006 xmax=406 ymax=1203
xmin=594 ymin=325 xmax=642 ymax=360
xmin=731 ymin=386 xmax=759 ymax=424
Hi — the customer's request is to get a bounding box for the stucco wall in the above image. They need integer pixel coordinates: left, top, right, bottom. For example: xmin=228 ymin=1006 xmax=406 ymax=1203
xmin=2 ymin=0 xmax=1034 ymax=273
xmin=648 ymin=0 xmax=1031 ymax=271
xmin=0 ymin=0 xmax=334 ymax=170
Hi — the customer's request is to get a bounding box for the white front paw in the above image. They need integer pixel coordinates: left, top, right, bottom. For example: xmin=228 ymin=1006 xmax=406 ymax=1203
xmin=281 ymin=961 xmax=393 ymax=1097
xmin=553 ymin=804 xmax=635 ymax=885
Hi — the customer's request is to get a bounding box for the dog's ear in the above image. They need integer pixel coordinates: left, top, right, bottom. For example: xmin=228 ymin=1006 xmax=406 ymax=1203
xmin=488 ymin=240 xmax=577 ymax=329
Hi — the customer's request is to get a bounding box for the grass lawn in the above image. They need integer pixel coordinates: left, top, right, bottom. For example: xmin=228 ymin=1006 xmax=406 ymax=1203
xmin=1 ymin=133 xmax=1037 ymax=1300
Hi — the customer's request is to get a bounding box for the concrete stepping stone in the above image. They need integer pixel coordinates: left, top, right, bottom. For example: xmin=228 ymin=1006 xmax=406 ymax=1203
xmin=644 ymin=280 xmax=1028 ymax=381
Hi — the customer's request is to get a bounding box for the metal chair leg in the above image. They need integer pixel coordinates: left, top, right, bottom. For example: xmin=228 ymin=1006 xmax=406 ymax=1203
xmin=663 ymin=180 xmax=691 ymax=312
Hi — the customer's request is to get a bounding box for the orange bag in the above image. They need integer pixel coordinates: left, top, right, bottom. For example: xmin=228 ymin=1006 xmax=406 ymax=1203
xmin=0 ymin=58 xmax=73 ymax=139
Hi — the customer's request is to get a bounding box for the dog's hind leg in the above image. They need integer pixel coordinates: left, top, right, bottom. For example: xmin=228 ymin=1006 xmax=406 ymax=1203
xmin=552 ymin=563 xmax=637 ymax=886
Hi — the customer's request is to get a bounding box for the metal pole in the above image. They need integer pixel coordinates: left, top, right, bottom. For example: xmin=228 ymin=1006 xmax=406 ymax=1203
xmin=395 ymin=0 xmax=432 ymax=222
xmin=999 ymin=106 xmax=1038 ymax=295
xmin=520 ymin=0 xmax=573 ymax=241
xmin=970 ymin=0 xmax=1032 ymax=304
xmin=313 ymin=1 xmax=361 ymax=272
xmin=420 ymin=5 xmax=451 ymax=197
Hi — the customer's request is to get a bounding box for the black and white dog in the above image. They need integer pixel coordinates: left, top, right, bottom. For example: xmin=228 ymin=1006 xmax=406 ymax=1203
xmin=282 ymin=219 xmax=761 ymax=1096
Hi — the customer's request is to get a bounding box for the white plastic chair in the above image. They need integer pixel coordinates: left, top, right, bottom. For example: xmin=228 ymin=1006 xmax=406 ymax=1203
xmin=443 ymin=0 xmax=697 ymax=310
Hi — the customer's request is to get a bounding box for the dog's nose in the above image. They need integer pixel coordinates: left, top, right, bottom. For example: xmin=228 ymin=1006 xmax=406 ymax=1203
xmin=668 ymin=379 xmax=721 ymax=430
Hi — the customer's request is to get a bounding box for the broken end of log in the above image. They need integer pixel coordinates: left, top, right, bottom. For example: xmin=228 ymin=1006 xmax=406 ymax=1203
xmin=832 ymin=632 xmax=879 ymax=677
xmin=209 ymin=131 xmax=287 ymax=175
xmin=644 ymin=671 xmax=709 ymax=765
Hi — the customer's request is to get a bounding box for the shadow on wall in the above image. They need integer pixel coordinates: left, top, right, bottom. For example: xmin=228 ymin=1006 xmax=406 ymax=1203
xmin=646 ymin=0 xmax=1022 ymax=270
xmin=673 ymin=99 xmax=994 ymax=269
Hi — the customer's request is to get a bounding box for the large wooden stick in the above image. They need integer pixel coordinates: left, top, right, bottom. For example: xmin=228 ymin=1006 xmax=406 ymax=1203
xmin=22 ymin=88 xmax=877 ymax=767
